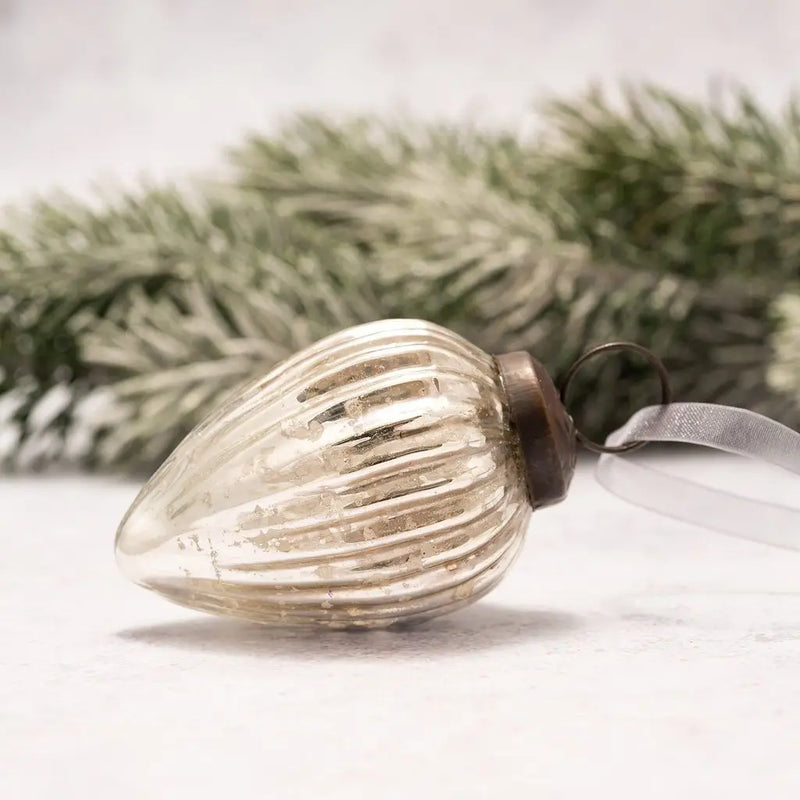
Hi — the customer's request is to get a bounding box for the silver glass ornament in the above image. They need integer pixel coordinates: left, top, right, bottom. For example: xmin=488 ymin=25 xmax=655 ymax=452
xmin=116 ymin=319 xmax=576 ymax=627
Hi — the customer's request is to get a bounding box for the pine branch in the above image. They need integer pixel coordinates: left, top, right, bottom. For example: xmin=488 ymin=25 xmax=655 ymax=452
xmin=1 ymin=84 xmax=798 ymax=472
xmin=232 ymin=108 xmax=798 ymax=434
xmin=540 ymin=85 xmax=800 ymax=282
xmin=1 ymin=188 xmax=403 ymax=470
xmin=769 ymin=293 xmax=800 ymax=406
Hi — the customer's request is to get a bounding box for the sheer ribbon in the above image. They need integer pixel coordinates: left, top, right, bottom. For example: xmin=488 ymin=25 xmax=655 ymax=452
xmin=597 ymin=403 xmax=800 ymax=550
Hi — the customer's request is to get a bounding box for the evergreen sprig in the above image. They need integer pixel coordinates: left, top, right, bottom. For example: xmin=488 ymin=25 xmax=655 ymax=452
xmin=541 ymin=86 xmax=800 ymax=281
xmin=1 ymin=85 xmax=798 ymax=472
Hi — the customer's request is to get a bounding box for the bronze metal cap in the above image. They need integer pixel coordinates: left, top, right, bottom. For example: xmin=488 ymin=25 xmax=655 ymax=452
xmin=494 ymin=351 xmax=577 ymax=510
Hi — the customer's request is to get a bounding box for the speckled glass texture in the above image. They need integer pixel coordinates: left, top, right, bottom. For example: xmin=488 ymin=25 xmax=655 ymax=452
xmin=116 ymin=320 xmax=531 ymax=627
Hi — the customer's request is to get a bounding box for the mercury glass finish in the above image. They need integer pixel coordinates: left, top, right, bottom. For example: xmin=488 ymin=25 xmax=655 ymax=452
xmin=116 ymin=319 xmax=531 ymax=627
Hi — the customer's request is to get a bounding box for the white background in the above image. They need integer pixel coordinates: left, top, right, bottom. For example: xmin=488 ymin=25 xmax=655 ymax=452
xmin=2 ymin=0 xmax=800 ymax=202
xmin=3 ymin=2 xmax=800 ymax=798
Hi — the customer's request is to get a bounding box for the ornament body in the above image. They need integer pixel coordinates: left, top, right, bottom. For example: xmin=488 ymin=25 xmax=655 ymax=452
xmin=116 ymin=319 xmax=534 ymax=627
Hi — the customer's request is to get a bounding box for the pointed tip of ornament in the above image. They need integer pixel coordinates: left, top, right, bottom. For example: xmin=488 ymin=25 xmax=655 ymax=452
xmin=114 ymin=502 xmax=148 ymax=585
xmin=114 ymin=488 xmax=175 ymax=588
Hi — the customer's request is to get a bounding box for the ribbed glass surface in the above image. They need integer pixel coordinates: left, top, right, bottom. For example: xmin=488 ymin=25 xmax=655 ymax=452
xmin=116 ymin=319 xmax=531 ymax=627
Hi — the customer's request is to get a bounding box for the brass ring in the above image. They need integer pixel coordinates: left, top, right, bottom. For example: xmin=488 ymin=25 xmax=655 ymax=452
xmin=559 ymin=341 xmax=673 ymax=455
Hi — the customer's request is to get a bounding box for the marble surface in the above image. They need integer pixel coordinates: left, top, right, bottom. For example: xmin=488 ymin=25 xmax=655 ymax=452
xmin=3 ymin=455 xmax=800 ymax=799
xmin=3 ymin=2 xmax=800 ymax=797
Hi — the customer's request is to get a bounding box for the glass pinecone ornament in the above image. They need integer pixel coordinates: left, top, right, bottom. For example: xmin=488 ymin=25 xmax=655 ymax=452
xmin=116 ymin=319 xmax=576 ymax=627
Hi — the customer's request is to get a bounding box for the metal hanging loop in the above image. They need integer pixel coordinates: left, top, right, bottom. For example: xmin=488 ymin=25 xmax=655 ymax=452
xmin=559 ymin=341 xmax=673 ymax=455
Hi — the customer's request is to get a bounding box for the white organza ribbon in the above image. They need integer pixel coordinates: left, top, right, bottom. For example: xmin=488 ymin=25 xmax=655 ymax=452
xmin=596 ymin=403 xmax=800 ymax=550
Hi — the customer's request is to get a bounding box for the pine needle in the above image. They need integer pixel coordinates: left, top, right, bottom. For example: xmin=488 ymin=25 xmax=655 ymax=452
xmin=1 ymin=84 xmax=798 ymax=472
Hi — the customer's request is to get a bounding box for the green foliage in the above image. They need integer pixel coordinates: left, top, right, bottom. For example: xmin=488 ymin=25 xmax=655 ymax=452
xmin=769 ymin=294 xmax=800 ymax=407
xmin=541 ymin=86 xmax=800 ymax=281
xmin=1 ymin=85 xmax=798 ymax=472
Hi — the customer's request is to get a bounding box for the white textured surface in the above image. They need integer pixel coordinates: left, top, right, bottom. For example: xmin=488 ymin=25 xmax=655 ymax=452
xmin=4 ymin=2 xmax=800 ymax=797
xmin=4 ymin=456 xmax=800 ymax=799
